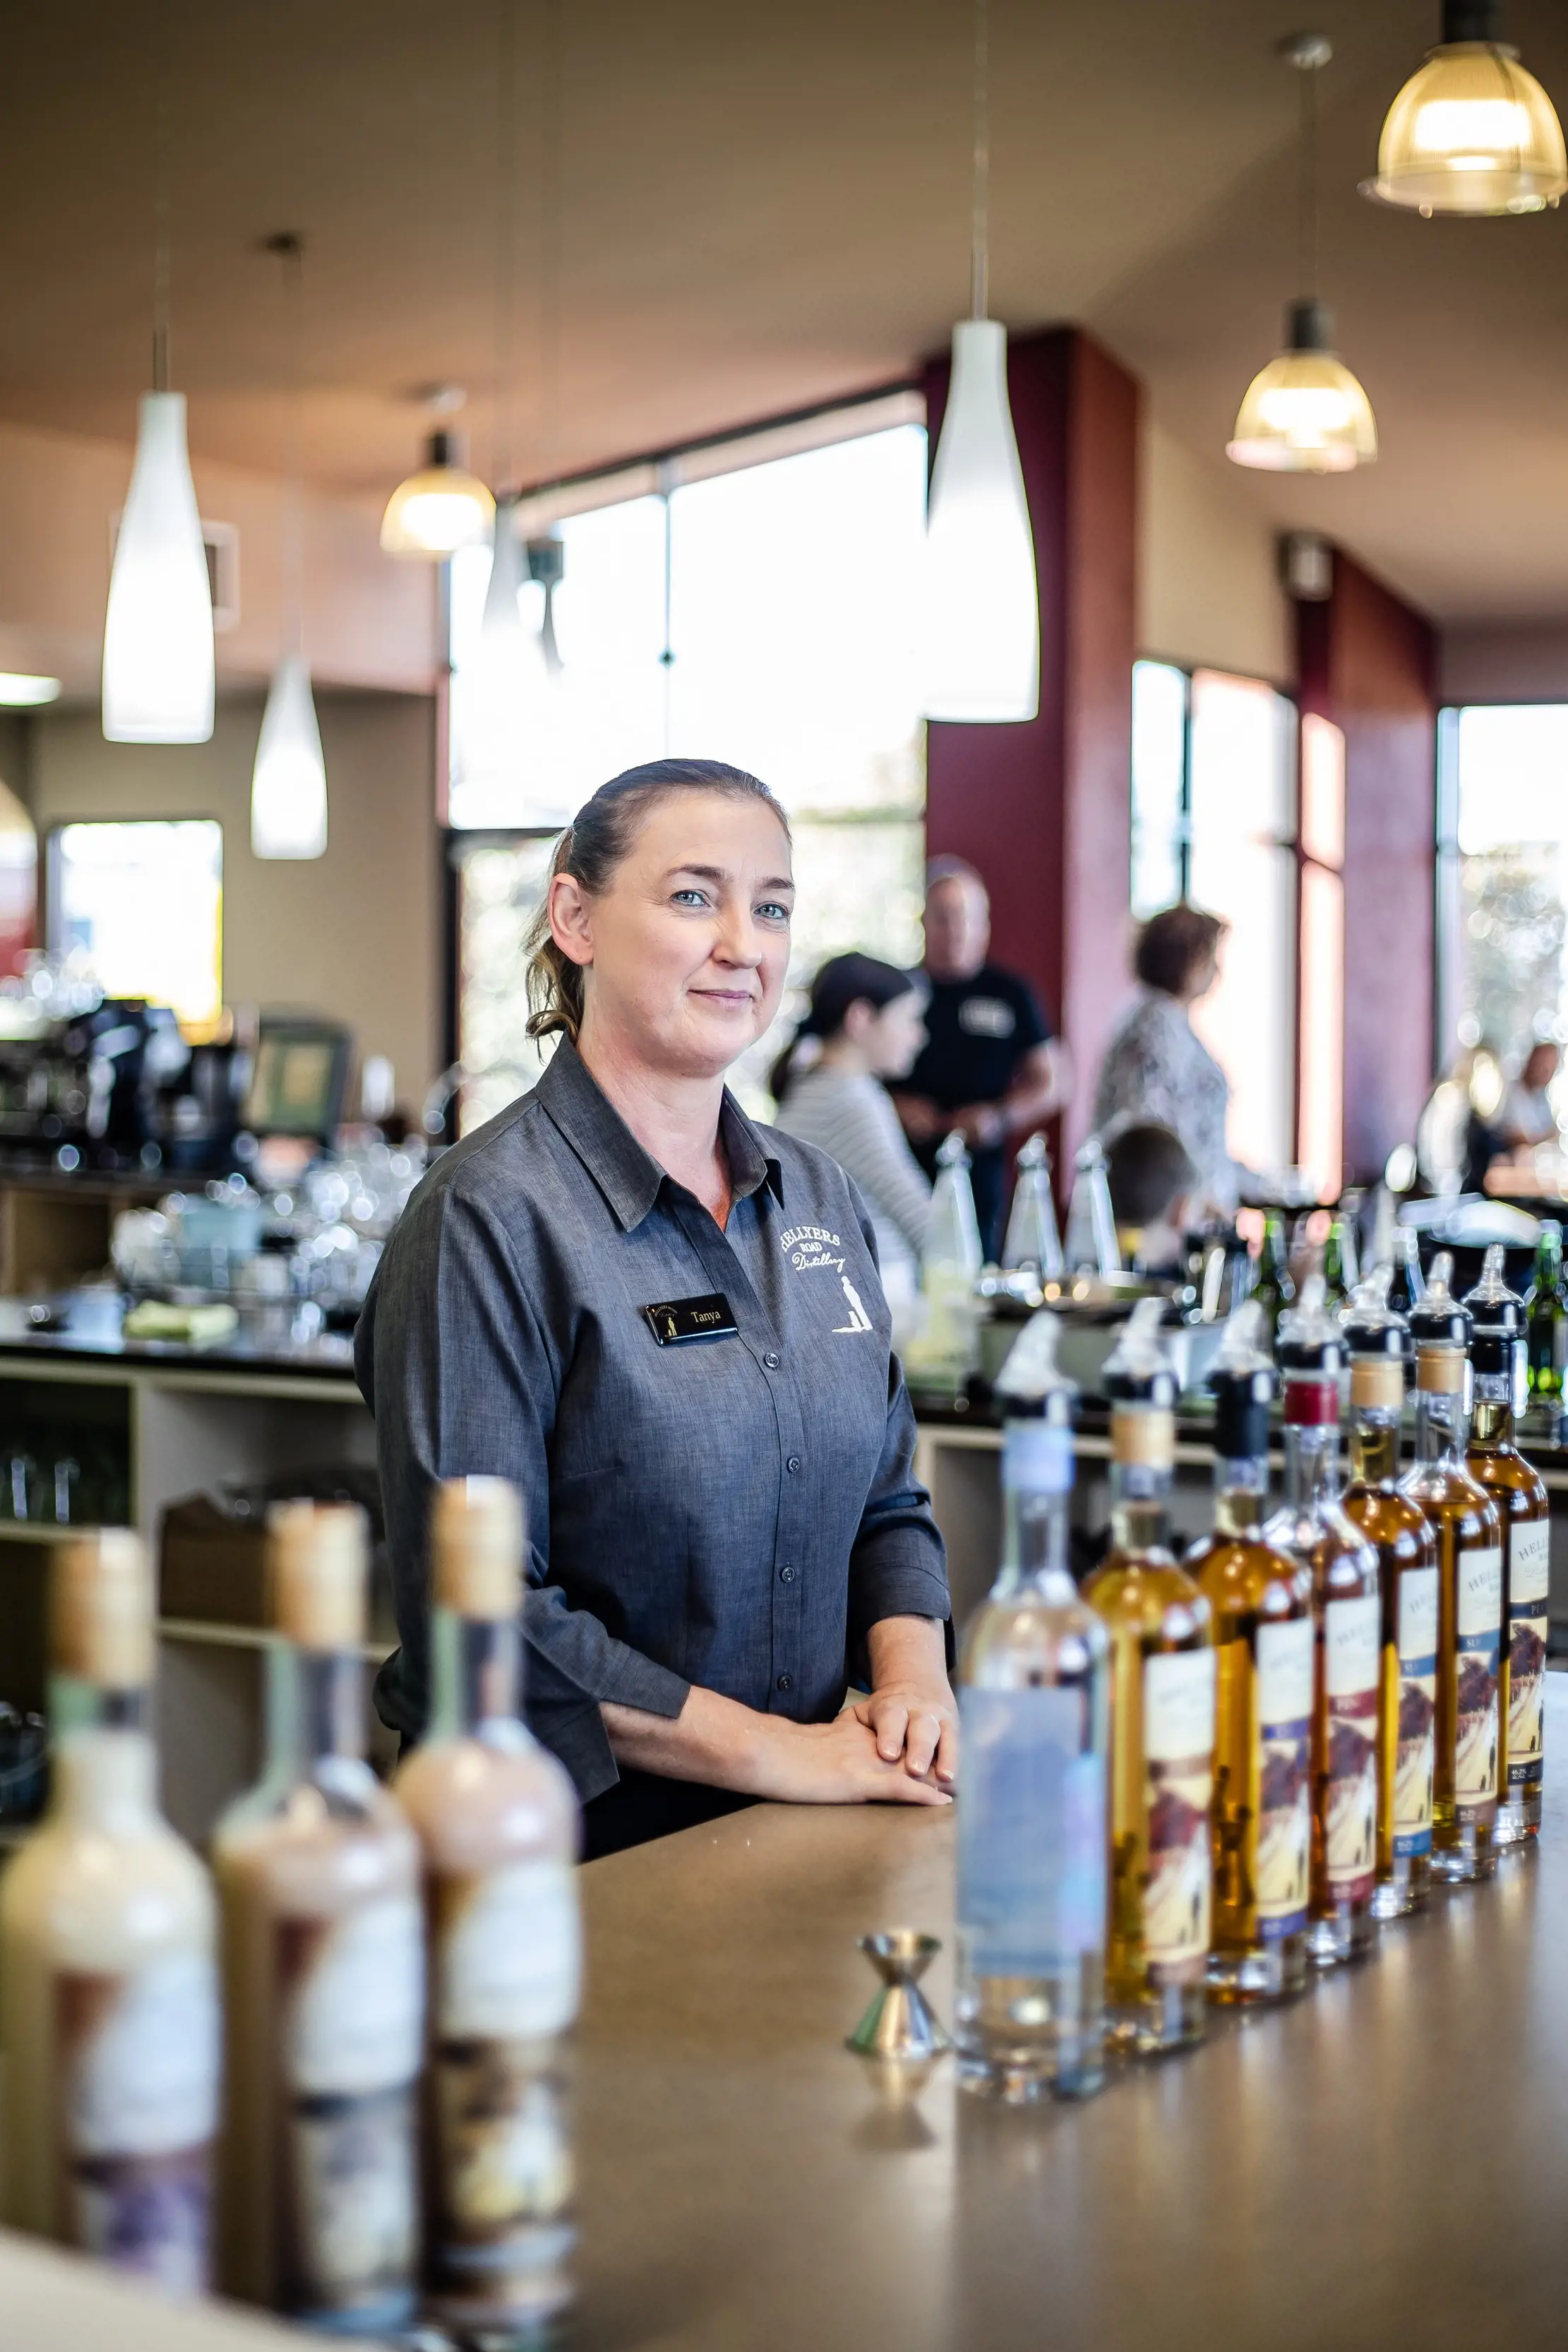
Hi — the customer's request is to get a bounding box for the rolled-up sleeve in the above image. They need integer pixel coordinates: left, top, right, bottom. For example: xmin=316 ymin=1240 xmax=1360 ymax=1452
xmin=358 ymin=1176 xmax=689 ymax=1802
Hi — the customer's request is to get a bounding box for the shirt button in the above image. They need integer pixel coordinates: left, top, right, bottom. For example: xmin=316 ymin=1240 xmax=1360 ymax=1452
xmin=786 ymin=1455 xmax=802 ymax=1474
xmin=762 ymin=1351 xmax=781 ymax=1371
xmin=779 ymin=1564 xmax=796 ymax=1584
xmin=777 ymin=1673 xmax=794 ymax=1693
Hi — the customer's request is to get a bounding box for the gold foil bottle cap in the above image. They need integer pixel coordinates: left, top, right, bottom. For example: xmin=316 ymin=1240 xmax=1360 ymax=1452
xmin=268 ymin=1500 xmax=367 ymax=1650
xmin=52 ymin=1529 xmax=155 ymax=1689
xmin=432 ymin=1476 xmax=523 ymax=1620
xmin=1351 ymin=1357 xmax=1406 ymax=1411
xmin=1416 ymin=1347 xmax=1467 ymax=1397
xmin=1111 ymin=1404 xmax=1176 ymax=1470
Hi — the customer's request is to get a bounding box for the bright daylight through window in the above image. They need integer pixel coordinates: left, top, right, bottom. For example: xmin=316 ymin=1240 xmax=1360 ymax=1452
xmin=448 ymin=412 xmax=928 ymax=1128
xmin=1440 ymin=704 xmax=1568 ymax=1084
xmin=47 ymin=819 xmax=224 ymax=1039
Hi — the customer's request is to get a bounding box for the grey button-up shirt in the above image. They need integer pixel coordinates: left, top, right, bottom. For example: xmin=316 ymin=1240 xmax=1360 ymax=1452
xmin=355 ymin=1037 xmax=950 ymax=1802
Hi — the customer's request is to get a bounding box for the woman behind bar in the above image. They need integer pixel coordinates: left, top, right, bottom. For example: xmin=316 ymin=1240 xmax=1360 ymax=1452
xmin=357 ymin=760 xmax=955 ymax=1857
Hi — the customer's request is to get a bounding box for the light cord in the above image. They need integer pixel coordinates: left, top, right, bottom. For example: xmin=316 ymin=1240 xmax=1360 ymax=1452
xmin=970 ymin=0 xmax=989 ymax=319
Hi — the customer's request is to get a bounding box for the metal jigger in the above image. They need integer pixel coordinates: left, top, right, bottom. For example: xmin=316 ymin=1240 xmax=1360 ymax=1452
xmin=846 ymin=1930 xmax=952 ymax=2062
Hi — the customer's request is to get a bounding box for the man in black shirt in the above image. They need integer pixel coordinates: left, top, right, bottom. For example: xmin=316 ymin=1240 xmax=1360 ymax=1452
xmin=892 ymin=859 xmax=1071 ymax=1256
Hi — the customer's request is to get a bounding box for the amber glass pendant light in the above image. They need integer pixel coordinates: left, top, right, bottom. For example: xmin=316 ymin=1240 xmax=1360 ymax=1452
xmin=1362 ymin=0 xmax=1566 ymax=217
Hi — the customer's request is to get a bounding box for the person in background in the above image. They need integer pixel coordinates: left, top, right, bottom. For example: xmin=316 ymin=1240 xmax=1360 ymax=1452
xmin=1103 ymin=1121 xmax=1198 ymax=1277
xmin=771 ymin=954 xmax=932 ymax=1337
xmin=890 ymin=859 xmax=1071 ymax=1257
xmin=1500 ymin=1038 xmax=1560 ymax=1155
xmin=1092 ymin=903 xmax=1242 ymax=1215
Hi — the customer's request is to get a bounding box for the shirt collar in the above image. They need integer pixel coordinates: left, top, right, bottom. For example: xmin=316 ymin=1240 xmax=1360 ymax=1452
xmin=534 ymin=1036 xmax=784 ymax=1232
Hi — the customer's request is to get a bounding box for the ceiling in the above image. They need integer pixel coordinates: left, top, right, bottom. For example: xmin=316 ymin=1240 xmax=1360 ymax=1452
xmin=1 ymin=0 xmax=1566 ymax=623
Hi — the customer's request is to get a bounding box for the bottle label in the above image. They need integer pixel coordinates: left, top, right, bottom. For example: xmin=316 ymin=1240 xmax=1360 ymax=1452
xmin=1254 ymin=1617 xmax=1312 ymax=1938
xmin=436 ymin=1861 xmax=581 ymax=2042
xmin=278 ymin=1894 xmax=423 ymax=2324
xmin=54 ymin=1950 xmax=219 ymax=2296
xmin=957 ymin=1685 xmax=1106 ymax=1977
xmin=1507 ymin=1518 xmax=1550 ymax=1791
xmin=1453 ymin=1546 xmax=1502 ymax=1817
xmin=1001 ymin=1421 xmax=1074 ymax=1498
xmin=1140 ymin=1650 xmax=1215 ymax=1986
xmin=1394 ymin=1568 xmax=1439 ymax=1856
xmin=1322 ymin=1596 xmax=1378 ymax=1898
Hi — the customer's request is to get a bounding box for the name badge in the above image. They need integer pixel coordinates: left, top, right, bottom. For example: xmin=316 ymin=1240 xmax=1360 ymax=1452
xmin=642 ymin=1293 xmax=739 ymax=1347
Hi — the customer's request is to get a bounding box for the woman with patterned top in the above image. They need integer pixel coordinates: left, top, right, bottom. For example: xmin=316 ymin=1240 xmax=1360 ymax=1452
xmin=1091 ymin=903 xmax=1243 ymax=1214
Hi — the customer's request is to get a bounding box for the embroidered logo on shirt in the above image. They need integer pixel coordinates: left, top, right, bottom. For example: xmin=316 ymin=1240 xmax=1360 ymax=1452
xmin=781 ymin=1222 xmax=846 ymax=1273
xmin=958 ymin=995 xmax=1017 ymax=1039
xmin=832 ymin=1276 xmax=873 ymax=1335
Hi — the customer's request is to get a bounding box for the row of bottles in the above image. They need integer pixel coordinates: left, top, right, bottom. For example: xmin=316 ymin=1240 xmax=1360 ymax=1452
xmin=955 ymin=1243 xmax=1549 ymax=2102
xmin=0 ymin=1477 xmax=580 ymax=2337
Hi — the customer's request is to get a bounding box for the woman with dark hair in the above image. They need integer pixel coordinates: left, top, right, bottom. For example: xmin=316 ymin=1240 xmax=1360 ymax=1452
xmin=1091 ymin=902 xmax=1242 ymax=1212
xmin=357 ymin=760 xmax=954 ymax=1858
xmin=771 ymin=953 xmax=931 ymax=1330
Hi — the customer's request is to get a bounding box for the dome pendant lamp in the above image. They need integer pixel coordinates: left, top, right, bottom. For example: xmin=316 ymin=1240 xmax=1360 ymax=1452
xmin=921 ymin=0 xmax=1039 ymax=724
xmin=252 ymin=235 xmax=328 ymax=860
xmin=102 ymin=59 xmax=214 ymax=745
xmin=1361 ymin=0 xmax=1566 ymax=217
xmin=381 ymin=422 xmax=495 ymax=559
xmin=1229 ymin=36 xmax=1377 ymax=476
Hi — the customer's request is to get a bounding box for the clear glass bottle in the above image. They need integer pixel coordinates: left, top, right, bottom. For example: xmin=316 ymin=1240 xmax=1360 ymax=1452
xmin=1185 ymin=1301 xmax=1312 ymax=2003
xmin=1063 ymin=1138 xmax=1120 ymax=1277
xmin=1399 ymin=1257 xmax=1503 ymax=1884
xmin=1464 ymin=1246 xmax=1548 ymax=1845
xmin=1524 ymin=1219 xmax=1567 ymax=1411
xmin=215 ymin=1501 xmax=424 ymax=2332
xmin=0 ymin=1530 xmax=219 ymax=2293
xmin=394 ymin=1477 xmax=582 ymax=2334
xmin=908 ymin=1131 xmax=984 ymax=1388
xmin=1083 ymin=1299 xmax=1214 ymax=2053
xmin=1262 ymin=1278 xmax=1381 ymax=1967
xmin=1386 ymin=1225 xmax=1428 ymax=1319
xmin=1339 ymin=1276 xmax=1437 ymax=1921
xmin=1001 ymin=1132 xmax=1064 ymax=1282
xmin=955 ymin=1310 xmax=1110 ymax=2103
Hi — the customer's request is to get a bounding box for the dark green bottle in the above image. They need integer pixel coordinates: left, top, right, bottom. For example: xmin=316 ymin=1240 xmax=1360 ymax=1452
xmin=1525 ymin=1220 xmax=1568 ymax=1406
xmin=1322 ymin=1217 xmax=1354 ymax=1312
xmin=1251 ymin=1210 xmax=1296 ymax=1335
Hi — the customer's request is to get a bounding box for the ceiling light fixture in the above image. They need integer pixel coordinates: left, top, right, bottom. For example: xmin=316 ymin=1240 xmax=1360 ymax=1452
xmin=381 ymin=417 xmax=495 ymax=559
xmin=1361 ymin=0 xmax=1565 ymax=216
xmin=1229 ymin=35 xmax=1377 ymax=475
xmin=251 ymin=234 xmax=328 ymax=861
xmin=102 ymin=23 xmax=215 ymax=744
xmin=920 ymin=0 xmax=1039 ymax=724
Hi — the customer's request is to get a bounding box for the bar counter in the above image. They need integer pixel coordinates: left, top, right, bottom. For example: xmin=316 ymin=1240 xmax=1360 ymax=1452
xmin=7 ymin=1684 xmax=1568 ymax=2348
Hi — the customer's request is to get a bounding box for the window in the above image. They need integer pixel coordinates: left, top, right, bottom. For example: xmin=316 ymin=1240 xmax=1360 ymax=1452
xmin=1437 ymin=703 xmax=1568 ymax=1073
xmin=1297 ymin=715 xmax=1346 ymax=1202
xmin=1130 ymin=662 xmax=1298 ymax=1179
xmin=448 ymin=405 xmax=928 ymax=1127
xmin=47 ymin=820 xmax=223 ymax=1039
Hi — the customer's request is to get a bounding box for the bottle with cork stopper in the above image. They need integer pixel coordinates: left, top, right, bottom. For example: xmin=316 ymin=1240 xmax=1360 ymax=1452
xmin=213 ymin=1499 xmax=424 ymax=2333
xmin=1186 ymin=1300 xmax=1313 ymax=2003
xmin=1339 ymin=1270 xmax=1439 ymax=1920
xmin=1084 ymin=1299 xmax=1215 ymax=2054
xmin=1463 ymin=1243 xmax=1549 ymax=1845
xmin=394 ymin=1475 xmax=581 ymax=2333
xmin=1399 ymin=1255 xmax=1503 ymax=1883
xmin=0 ymin=1529 xmax=220 ymax=2292
xmin=1262 ymin=1277 xmax=1382 ymax=1967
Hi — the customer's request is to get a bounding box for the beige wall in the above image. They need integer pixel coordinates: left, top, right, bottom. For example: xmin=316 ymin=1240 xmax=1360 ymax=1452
xmin=1137 ymin=415 xmax=1293 ymax=686
xmin=25 ymin=693 xmax=443 ymax=1106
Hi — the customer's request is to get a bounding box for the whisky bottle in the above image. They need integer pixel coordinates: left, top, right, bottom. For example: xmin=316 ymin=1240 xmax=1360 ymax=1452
xmin=215 ymin=1502 xmax=424 ymax=2331
xmin=1463 ymin=1246 xmax=1548 ymax=1845
xmin=1400 ymin=1257 xmax=1503 ymax=1884
xmin=1262 ymin=1278 xmax=1381 ymax=1968
xmin=1251 ymin=1210 xmax=1296 ymax=1335
xmin=0 ymin=1532 xmax=219 ymax=2291
xmin=1339 ymin=1275 xmax=1437 ymax=1920
xmin=1084 ymin=1299 xmax=1214 ymax=2053
xmin=395 ymin=1478 xmax=581 ymax=2332
xmin=956 ymin=1309 xmax=1110 ymax=2102
xmin=1185 ymin=1300 xmax=1312 ymax=2003
xmin=1525 ymin=1219 xmax=1567 ymax=1411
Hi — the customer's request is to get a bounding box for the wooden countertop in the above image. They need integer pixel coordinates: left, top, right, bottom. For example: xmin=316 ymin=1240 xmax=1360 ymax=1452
xmin=7 ymin=1683 xmax=1568 ymax=2348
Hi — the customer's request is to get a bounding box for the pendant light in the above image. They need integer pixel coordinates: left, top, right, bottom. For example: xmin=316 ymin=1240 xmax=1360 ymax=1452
xmin=252 ymin=234 xmax=328 ymax=860
xmin=102 ymin=40 xmax=214 ymax=745
xmin=1228 ymin=37 xmax=1377 ymax=475
xmin=1361 ymin=0 xmax=1566 ymax=216
xmin=920 ymin=0 xmax=1039 ymax=724
xmin=381 ymin=417 xmax=495 ymax=559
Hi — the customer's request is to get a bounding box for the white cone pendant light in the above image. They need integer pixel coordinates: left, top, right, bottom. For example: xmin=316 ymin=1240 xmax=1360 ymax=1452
xmin=102 ymin=390 xmax=215 ymax=743
xmin=251 ymin=654 xmax=328 ymax=859
xmin=381 ymin=429 xmax=495 ymax=559
xmin=453 ymin=504 xmax=560 ymax=818
xmin=1362 ymin=0 xmax=1565 ymax=216
xmin=922 ymin=319 xmax=1039 ymax=721
xmin=921 ymin=0 xmax=1039 ymax=724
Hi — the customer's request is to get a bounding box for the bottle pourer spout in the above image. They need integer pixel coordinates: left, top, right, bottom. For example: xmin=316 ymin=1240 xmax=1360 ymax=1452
xmin=1214 ymin=1295 xmax=1271 ymax=1376
xmin=994 ymin=1306 xmax=1075 ymax=1411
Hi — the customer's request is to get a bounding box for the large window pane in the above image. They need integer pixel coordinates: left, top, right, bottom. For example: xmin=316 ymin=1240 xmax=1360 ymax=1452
xmin=1447 ymin=703 xmax=1568 ymax=1070
xmin=1130 ymin=659 xmax=1187 ymax=917
xmin=48 ymin=820 xmax=223 ymax=1039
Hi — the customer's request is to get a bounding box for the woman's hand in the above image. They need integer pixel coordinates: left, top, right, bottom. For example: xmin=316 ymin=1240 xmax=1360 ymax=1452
xmin=750 ymin=1711 xmax=952 ymax=1808
xmin=862 ymin=1616 xmax=959 ymax=1786
xmin=604 ymin=1670 xmax=954 ymax=1808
